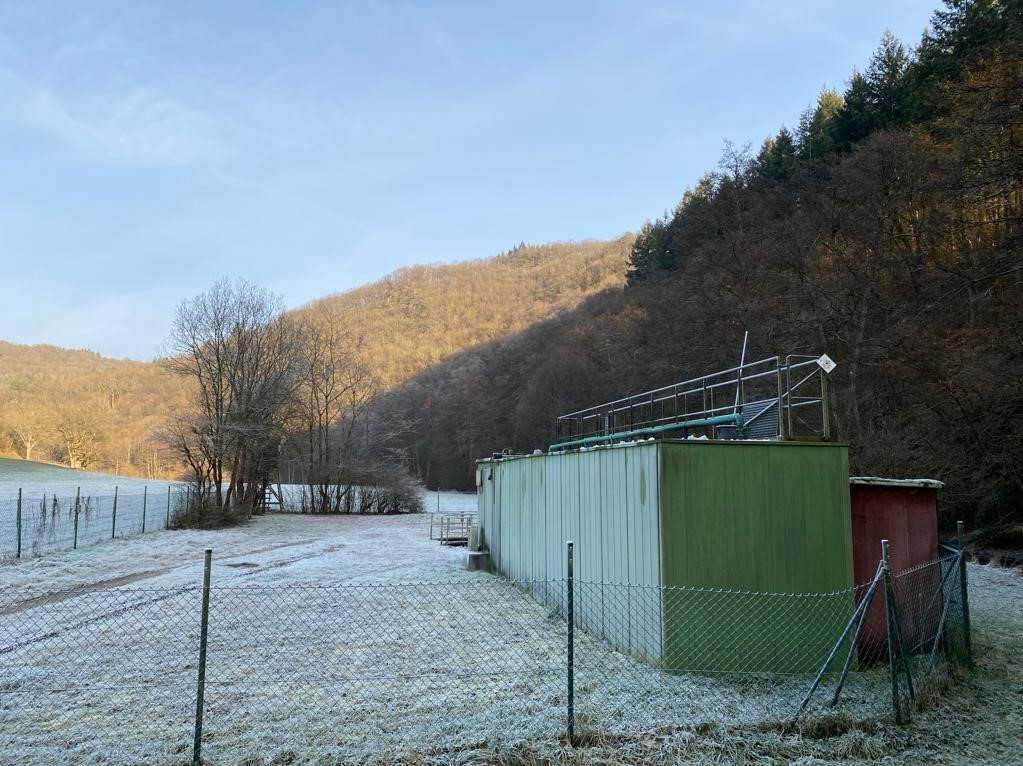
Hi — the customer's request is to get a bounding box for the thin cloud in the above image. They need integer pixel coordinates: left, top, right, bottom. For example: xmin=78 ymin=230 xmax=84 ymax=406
xmin=20 ymin=86 xmax=224 ymax=168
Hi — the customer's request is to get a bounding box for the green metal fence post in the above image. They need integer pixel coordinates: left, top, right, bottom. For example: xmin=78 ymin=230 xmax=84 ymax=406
xmin=111 ymin=486 xmax=118 ymax=539
xmin=73 ymin=486 xmax=81 ymax=550
xmin=166 ymin=486 xmax=171 ymax=529
xmin=566 ymin=540 xmax=575 ymax=744
xmin=142 ymin=486 xmax=148 ymax=534
xmin=16 ymin=488 xmax=22 ymax=559
xmin=881 ymin=540 xmax=903 ymax=724
xmin=193 ymin=549 xmax=213 ymax=766
xmin=957 ymin=521 xmax=973 ymax=667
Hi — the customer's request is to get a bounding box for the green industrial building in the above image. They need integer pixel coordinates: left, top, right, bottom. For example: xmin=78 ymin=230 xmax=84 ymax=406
xmin=476 ymin=355 xmax=855 ymax=672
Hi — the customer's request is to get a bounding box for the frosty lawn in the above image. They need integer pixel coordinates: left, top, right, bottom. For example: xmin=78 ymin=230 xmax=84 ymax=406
xmin=0 ymin=509 xmax=1015 ymax=765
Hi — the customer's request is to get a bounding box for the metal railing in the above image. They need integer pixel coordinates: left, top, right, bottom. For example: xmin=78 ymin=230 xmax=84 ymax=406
xmin=553 ymin=354 xmax=833 ymax=449
xmin=428 ymin=511 xmax=476 ymax=544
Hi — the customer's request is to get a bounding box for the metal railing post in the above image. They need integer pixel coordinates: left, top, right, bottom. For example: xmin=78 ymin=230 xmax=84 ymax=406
xmin=776 ymin=358 xmax=785 ymax=439
xmin=142 ymin=486 xmax=148 ymax=534
xmin=785 ymin=358 xmax=794 ymax=438
xmin=193 ymin=549 xmax=213 ymax=766
xmin=881 ymin=540 xmax=903 ymax=724
xmin=957 ymin=521 xmax=973 ymax=667
xmin=111 ymin=486 xmax=118 ymax=539
xmin=821 ymin=368 xmax=831 ymax=440
xmin=566 ymin=540 xmax=575 ymax=743
xmin=16 ymin=488 xmax=22 ymax=559
xmin=73 ymin=486 xmax=81 ymax=550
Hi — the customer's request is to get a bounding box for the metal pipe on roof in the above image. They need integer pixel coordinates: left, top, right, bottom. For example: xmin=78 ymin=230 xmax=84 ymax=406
xmin=548 ymin=413 xmax=745 ymax=452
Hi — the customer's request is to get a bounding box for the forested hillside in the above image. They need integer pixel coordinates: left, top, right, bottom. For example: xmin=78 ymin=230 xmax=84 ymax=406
xmin=2 ymin=0 xmax=1018 ymax=540
xmin=0 ymin=239 xmax=631 ymax=477
xmin=372 ymin=0 xmax=1023 ymax=537
xmin=0 ymin=342 xmax=186 ymax=477
xmin=292 ymin=238 xmax=632 ymax=387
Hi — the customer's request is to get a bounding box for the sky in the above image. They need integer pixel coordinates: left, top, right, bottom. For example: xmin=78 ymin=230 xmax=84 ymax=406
xmin=0 ymin=0 xmax=938 ymax=360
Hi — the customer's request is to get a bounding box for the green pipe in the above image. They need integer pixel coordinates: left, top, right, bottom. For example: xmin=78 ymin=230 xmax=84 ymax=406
xmin=549 ymin=413 xmax=745 ymax=452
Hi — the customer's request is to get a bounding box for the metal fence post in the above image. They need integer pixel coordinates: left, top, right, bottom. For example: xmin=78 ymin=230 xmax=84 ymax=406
xmin=166 ymin=486 xmax=172 ymax=529
xmin=142 ymin=486 xmax=148 ymax=534
xmin=16 ymin=488 xmax=22 ymax=559
xmin=881 ymin=539 xmax=903 ymax=724
xmin=73 ymin=486 xmax=81 ymax=550
xmin=566 ymin=540 xmax=575 ymax=743
xmin=193 ymin=549 xmax=213 ymax=766
xmin=957 ymin=521 xmax=973 ymax=667
xmin=111 ymin=486 xmax=118 ymax=539
xmin=15 ymin=486 xmax=22 ymax=560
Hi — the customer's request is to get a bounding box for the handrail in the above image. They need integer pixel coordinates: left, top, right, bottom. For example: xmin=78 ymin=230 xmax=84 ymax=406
xmin=552 ymin=353 xmax=834 ymax=448
xmin=557 ymin=355 xmax=780 ymax=418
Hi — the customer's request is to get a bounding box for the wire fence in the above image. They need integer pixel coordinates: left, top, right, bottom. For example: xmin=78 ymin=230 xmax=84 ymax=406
xmin=0 ymin=486 xmax=187 ymax=561
xmin=0 ymin=544 xmax=973 ymax=765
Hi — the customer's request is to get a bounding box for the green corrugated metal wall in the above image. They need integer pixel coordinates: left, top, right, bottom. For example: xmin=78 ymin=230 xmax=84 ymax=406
xmin=657 ymin=440 xmax=853 ymax=672
xmin=477 ymin=439 xmax=854 ymax=672
xmin=478 ymin=444 xmax=663 ymax=661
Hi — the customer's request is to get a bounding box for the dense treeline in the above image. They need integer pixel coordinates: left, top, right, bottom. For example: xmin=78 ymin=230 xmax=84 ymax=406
xmin=373 ymin=0 xmax=1023 ymax=538
xmin=293 ymin=238 xmax=632 ymax=388
xmin=0 ymin=240 xmax=630 ymax=480
xmin=0 ymin=342 xmax=186 ymax=477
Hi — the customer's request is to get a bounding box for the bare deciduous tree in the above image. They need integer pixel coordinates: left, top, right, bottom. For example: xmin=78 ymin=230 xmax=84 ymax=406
xmin=291 ymin=302 xmax=377 ymax=512
xmin=163 ymin=279 xmax=301 ymax=525
xmin=55 ymin=410 xmax=103 ymax=469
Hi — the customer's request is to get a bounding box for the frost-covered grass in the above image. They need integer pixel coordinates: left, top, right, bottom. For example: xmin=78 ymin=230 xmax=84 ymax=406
xmin=1 ymin=510 xmax=1017 ymax=766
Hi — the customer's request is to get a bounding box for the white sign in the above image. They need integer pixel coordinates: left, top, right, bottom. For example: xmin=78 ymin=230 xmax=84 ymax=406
xmin=816 ymin=354 xmax=837 ymax=374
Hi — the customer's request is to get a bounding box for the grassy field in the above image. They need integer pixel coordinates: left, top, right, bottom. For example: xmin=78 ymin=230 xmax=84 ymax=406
xmin=0 ymin=510 xmax=1018 ymax=765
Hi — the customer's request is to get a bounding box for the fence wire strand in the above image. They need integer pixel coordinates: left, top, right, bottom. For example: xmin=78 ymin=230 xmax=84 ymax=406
xmin=0 ymin=488 xmax=185 ymax=561
xmin=0 ymin=550 xmax=972 ymax=765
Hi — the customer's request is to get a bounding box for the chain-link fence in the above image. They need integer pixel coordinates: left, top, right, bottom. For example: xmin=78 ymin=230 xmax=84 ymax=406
xmin=0 ymin=486 xmax=187 ymax=561
xmin=1 ymin=543 xmax=973 ymax=765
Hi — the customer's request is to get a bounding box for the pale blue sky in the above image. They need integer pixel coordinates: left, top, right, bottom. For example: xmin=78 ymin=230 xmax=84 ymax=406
xmin=0 ymin=1 xmax=937 ymax=360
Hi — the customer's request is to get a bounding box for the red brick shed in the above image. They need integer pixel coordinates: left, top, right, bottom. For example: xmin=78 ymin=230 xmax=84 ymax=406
xmin=850 ymin=477 xmax=943 ymax=662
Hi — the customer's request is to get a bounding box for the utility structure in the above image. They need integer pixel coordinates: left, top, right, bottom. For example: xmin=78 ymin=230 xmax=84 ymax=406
xmin=476 ymin=354 xmax=849 ymax=672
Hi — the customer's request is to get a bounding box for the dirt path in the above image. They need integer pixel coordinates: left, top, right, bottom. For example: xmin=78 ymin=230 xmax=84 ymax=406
xmin=0 ymin=537 xmax=353 ymax=616
xmin=0 ymin=512 xmax=469 ymax=616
